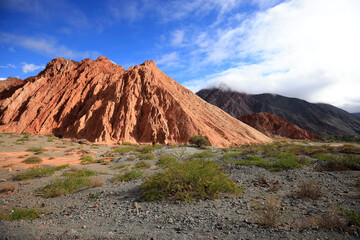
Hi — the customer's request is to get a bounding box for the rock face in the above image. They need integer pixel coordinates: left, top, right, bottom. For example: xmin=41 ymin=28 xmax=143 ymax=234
xmin=238 ymin=113 xmax=321 ymax=140
xmin=0 ymin=77 xmax=25 ymax=105
xmin=0 ymin=57 xmax=272 ymax=147
xmin=197 ymin=88 xmax=360 ymax=137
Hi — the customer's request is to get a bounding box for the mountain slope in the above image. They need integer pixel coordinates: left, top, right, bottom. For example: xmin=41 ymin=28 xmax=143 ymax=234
xmin=0 ymin=57 xmax=272 ymax=147
xmin=197 ymin=88 xmax=360 ymax=137
xmin=238 ymin=113 xmax=321 ymax=140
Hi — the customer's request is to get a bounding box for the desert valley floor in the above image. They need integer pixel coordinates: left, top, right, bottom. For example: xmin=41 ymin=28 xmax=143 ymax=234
xmin=0 ymin=133 xmax=359 ymax=239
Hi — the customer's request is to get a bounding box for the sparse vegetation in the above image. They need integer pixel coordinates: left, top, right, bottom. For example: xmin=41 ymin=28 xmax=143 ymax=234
xmin=142 ymin=159 xmax=242 ymax=202
xmin=88 ymin=193 xmax=100 ymax=200
xmin=156 ymin=154 xmax=177 ymax=167
xmin=136 ymin=153 xmax=155 ymax=160
xmin=135 ymin=161 xmax=152 ymax=169
xmin=293 ymin=179 xmax=323 ymax=199
xmin=137 ymin=145 xmax=156 ymax=153
xmin=14 ymin=165 xmax=69 ymax=181
xmin=191 ymin=150 xmax=216 ymax=159
xmin=0 ymin=208 xmax=44 ymax=221
xmin=234 ymin=152 xmax=303 ymax=171
xmin=22 ymin=156 xmax=43 ymax=164
xmin=26 ymin=147 xmax=45 ymax=155
xmin=113 ymin=169 xmax=144 ymax=182
xmin=188 ymin=135 xmax=210 ymax=148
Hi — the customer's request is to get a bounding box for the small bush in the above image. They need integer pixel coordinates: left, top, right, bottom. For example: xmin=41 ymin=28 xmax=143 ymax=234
xmin=294 ymin=180 xmax=323 ymax=199
xmin=26 ymin=147 xmax=45 ymax=155
xmin=38 ymin=169 xmax=100 ymax=198
xmin=0 ymin=208 xmax=44 ymax=221
xmin=222 ymin=152 xmax=240 ymax=159
xmin=135 ymin=161 xmax=152 ymax=169
xmin=63 ymin=168 xmax=98 ymax=177
xmin=14 ymin=165 xmax=69 ymax=181
xmin=110 ymin=163 xmax=130 ymax=170
xmin=80 ymin=155 xmax=94 ymax=164
xmin=156 ymin=154 xmax=177 ymax=167
xmin=142 ymin=159 xmax=242 ymax=202
xmin=338 ymin=207 xmax=360 ymax=227
xmin=188 ymin=135 xmax=210 ymax=148
xmin=22 ymin=156 xmax=42 ymax=164
xmin=136 ymin=153 xmax=155 ymax=160
xmin=88 ymin=178 xmax=105 ymax=188
xmin=113 ymin=169 xmax=143 ymax=182
xmin=255 ymin=195 xmax=282 ymax=227
xmin=112 ymin=146 xmax=138 ymax=154
xmin=137 ymin=145 xmax=156 ymax=153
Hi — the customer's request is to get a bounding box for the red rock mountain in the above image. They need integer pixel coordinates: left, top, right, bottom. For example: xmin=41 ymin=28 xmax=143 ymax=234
xmin=0 ymin=57 xmax=272 ymax=147
xmin=238 ymin=113 xmax=321 ymax=140
xmin=0 ymin=77 xmax=25 ymax=105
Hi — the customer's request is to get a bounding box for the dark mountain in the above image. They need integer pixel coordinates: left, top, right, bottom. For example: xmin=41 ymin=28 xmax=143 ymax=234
xmin=353 ymin=113 xmax=360 ymax=119
xmin=197 ymin=88 xmax=360 ymax=137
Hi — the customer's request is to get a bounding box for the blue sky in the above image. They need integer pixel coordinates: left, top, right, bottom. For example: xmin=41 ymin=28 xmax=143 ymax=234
xmin=1 ymin=0 xmax=360 ymax=112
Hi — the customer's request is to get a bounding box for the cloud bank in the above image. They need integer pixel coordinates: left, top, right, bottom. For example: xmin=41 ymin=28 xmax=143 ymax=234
xmin=184 ymin=0 xmax=360 ymax=112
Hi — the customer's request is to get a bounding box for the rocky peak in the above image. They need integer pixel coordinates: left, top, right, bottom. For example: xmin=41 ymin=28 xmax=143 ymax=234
xmin=0 ymin=57 xmax=272 ymax=147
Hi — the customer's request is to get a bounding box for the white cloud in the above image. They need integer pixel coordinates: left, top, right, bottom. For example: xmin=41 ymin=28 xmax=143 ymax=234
xmin=171 ymin=30 xmax=185 ymax=46
xmin=0 ymin=32 xmax=100 ymax=59
xmin=22 ymin=63 xmax=45 ymax=74
xmin=0 ymin=64 xmax=16 ymax=69
xmin=0 ymin=78 xmax=7 ymax=81
xmin=156 ymin=52 xmax=180 ymax=68
xmin=8 ymin=47 xmax=15 ymax=52
xmin=186 ymin=0 xmax=360 ymax=112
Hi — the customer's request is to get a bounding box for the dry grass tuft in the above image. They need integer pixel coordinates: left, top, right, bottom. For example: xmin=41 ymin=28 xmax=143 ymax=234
xmin=89 ymin=178 xmax=105 ymax=188
xmin=320 ymin=207 xmax=346 ymax=230
xmin=255 ymin=195 xmax=282 ymax=227
xmin=293 ymin=179 xmax=323 ymax=200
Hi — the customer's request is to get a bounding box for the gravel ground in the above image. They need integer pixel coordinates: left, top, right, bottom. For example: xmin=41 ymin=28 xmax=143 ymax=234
xmin=0 ymin=139 xmax=359 ymax=239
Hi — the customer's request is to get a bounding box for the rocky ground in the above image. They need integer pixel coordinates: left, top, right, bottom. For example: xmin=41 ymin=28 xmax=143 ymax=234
xmin=0 ymin=134 xmax=359 ymax=239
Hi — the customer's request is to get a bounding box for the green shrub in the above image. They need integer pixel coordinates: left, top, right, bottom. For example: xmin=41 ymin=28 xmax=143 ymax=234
xmin=157 ymin=154 xmax=177 ymax=167
xmin=38 ymin=177 xmax=91 ymax=198
xmin=137 ymin=145 xmax=156 ymax=153
xmin=14 ymin=165 xmax=69 ymax=181
xmin=191 ymin=150 xmax=216 ymax=159
xmin=80 ymin=155 xmax=94 ymax=164
xmin=22 ymin=156 xmax=42 ymax=164
xmin=270 ymin=152 xmax=302 ymax=171
xmin=137 ymin=153 xmax=155 ymax=160
xmin=0 ymin=208 xmax=44 ymax=221
xmin=135 ymin=161 xmax=152 ymax=169
xmin=188 ymin=135 xmax=210 ymax=148
xmin=338 ymin=207 xmax=360 ymax=227
xmin=142 ymin=159 xmax=242 ymax=202
xmin=112 ymin=146 xmax=138 ymax=154
xmin=26 ymin=147 xmax=45 ymax=155
xmin=222 ymin=152 xmax=240 ymax=159
xmin=113 ymin=169 xmax=143 ymax=182
xmin=63 ymin=168 xmax=98 ymax=177
xmin=234 ymin=153 xmax=302 ymax=171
